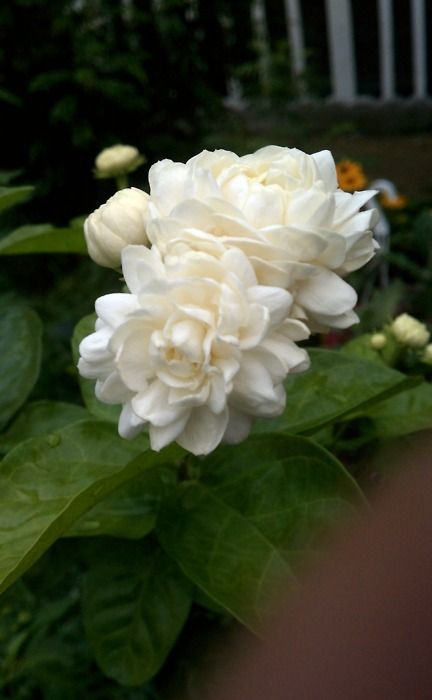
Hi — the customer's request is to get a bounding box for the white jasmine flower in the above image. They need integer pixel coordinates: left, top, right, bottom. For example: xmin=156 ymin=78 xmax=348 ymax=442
xmin=95 ymin=144 xmax=145 ymax=178
xmin=84 ymin=187 xmax=149 ymax=268
xmin=78 ymin=245 xmax=310 ymax=455
xmin=370 ymin=332 xmax=387 ymax=350
xmin=146 ymin=146 xmax=378 ymax=331
xmin=391 ymin=313 xmax=430 ymax=349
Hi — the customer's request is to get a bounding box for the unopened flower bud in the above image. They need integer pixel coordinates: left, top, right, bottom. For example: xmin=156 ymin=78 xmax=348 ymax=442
xmin=391 ymin=313 xmax=430 ymax=348
xmin=84 ymin=187 xmax=149 ymax=268
xmin=94 ymin=144 xmax=145 ymax=179
xmin=422 ymin=344 xmax=432 ymax=365
xmin=370 ymin=332 xmax=387 ymax=350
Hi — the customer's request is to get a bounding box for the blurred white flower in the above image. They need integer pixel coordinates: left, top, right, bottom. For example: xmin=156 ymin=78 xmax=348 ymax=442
xmin=391 ymin=313 xmax=430 ymax=348
xmin=78 ymin=245 xmax=310 ymax=455
xmin=84 ymin=187 xmax=149 ymax=268
xmin=95 ymin=144 xmax=144 ymax=178
xmin=146 ymin=146 xmax=378 ymax=331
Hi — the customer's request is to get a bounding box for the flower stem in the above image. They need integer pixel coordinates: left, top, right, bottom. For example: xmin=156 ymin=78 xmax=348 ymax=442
xmin=115 ymin=173 xmax=129 ymax=190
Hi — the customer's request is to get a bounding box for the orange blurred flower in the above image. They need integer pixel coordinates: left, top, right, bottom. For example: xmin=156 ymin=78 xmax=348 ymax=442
xmin=380 ymin=193 xmax=408 ymax=209
xmin=336 ymin=159 xmax=367 ymax=192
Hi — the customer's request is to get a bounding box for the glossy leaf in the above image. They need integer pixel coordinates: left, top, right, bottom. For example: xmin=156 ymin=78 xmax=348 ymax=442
xmin=0 ymin=223 xmax=87 ymax=255
xmin=0 ymin=400 xmax=89 ymax=454
xmin=0 ymin=420 xmax=179 ymax=593
xmin=157 ymin=434 xmax=363 ymax=630
xmin=253 ymin=349 xmax=413 ymax=436
xmin=71 ymin=314 xmax=120 ymax=423
xmin=82 ymin=539 xmax=192 ymax=686
xmin=341 ymin=334 xmax=386 ymax=365
xmin=0 ymin=185 xmax=34 ymax=213
xmin=0 ymin=305 xmax=43 ymax=430
xmin=68 ymin=465 xmax=177 ymax=539
xmin=367 ymin=382 xmax=432 ymax=438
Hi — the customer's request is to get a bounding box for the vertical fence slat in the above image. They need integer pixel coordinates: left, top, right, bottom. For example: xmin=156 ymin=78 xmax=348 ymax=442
xmin=325 ymin=0 xmax=356 ymax=102
xmin=411 ymin=0 xmax=428 ymax=98
xmin=283 ymin=0 xmax=306 ymax=96
xmin=251 ymin=0 xmax=272 ymax=96
xmin=378 ymin=0 xmax=395 ymax=99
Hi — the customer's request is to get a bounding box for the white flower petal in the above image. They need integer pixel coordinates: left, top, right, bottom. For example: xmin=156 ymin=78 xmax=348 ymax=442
xmin=95 ymin=294 xmax=139 ymax=328
xmin=177 ymin=407 xmax=229 ymax=455
xmin=149 ymin=412 xmax=190 ymax=451
xmin=296 ymin=268 xmax=357 ymax=317
xmin=119 ymin=403 xmax=145 ymax=439
xmin=311 ymin=150 xmax=338 ymax=190
xmin=223 ymin=408 xmax=253 ymax=444
xmin=132 ymin=381 xmax=187 ymax=427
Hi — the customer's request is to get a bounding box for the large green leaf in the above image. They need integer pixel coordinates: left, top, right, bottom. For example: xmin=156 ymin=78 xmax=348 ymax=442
xmin=0 ymin=223 xmax=87 ymax=255
xmin=0 ymin=401 xmax=89 ymax=454
xmin=367 ymin=382 xmax=432 ymax=438
xmin=253 ymin=349 xmax=413 ymax=436
xmin=341 ymin=333 xmax=386 ymax=365
xmin=71 ymin=314 xmax=120 ymax=423
xmin=157 ymin=434 xmax=363 ymax=630
xmin=68 ymin=465 xmax=177 ymax=539
xmin=0 ymin=185 xmax=34 ymax=214
xmin=0 ymin=420 xmax=179 ymax=593
xmin=82 ymin=539 xmax=192 ymax=686
xmin=0 ymin=305 xmax=43 ymax=430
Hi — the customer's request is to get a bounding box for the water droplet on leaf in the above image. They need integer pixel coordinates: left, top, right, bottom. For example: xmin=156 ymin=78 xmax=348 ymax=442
xmin=46 ymin=434 xmax=61 ymax=447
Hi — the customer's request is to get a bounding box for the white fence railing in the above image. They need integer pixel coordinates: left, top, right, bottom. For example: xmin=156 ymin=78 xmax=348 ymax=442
xmin=255 ymin=0 xmax=430 ymax=103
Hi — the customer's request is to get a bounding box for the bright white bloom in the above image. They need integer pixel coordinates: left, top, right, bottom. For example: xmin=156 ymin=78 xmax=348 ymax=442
xmin=391 ymin=313 xmax=430 ymax=349
xmin=370 ymin=332 xmax=387 ymax=350
xmin=95 ymin=144 xmax=142 ymax=177
xmin=146 ymin=146 xmax=379 ymax=331
xmin=78 ymin=245 xmax=310 ymax=455
xmin=84 ymin=187 xmax=149 ymax=268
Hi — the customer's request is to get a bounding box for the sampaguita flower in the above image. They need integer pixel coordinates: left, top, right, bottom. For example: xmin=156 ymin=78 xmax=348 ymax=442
xmin=84 ymin=187 xmax=149 ymax=268
xmin=391 ymin=313 xmax=430 ymax=348
xmin=78 ymin=245 xmax=310 ymax=455
xmin=145 ymin=146 xmax=379 ymax=331
xmin=94 ymin=144 xmax=145 ymax=178
xmin=79 ymin=145 xmax=379 ymax=453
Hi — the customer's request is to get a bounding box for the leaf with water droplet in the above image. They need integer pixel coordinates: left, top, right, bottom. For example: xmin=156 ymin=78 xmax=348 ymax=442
xmin=45 ymin=434 xmax=61 ymax=447
xmin=0 ymin=420 xmax=183 ymax=593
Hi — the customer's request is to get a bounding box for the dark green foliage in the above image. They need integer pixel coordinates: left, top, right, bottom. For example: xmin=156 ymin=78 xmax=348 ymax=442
xmin=0 ymin=1 xmax=224 ymax=222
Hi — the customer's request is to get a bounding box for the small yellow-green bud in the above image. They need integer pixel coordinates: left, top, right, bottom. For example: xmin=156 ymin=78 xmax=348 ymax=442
xmin=370 ymin=332 xmax=387 ymax=350
xmin=391 ymin=313 xmax=430 ymax=349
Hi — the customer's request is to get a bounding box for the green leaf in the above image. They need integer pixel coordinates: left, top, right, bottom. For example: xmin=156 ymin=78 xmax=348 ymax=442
xmin=0 ymin=401 xmax=89 ymax=454
xmin=0 ymin=223 xmax=87 ymax=255
xmin=82 ymin=539 xmax=192 ymax=686
xmin=253 ymin=349 xmax=413 ymax=436
xmin=0 ymin=305 xmax=42 ymax=430
xmin=157 ymin=434 xmax=363 ymax=630
xmin=367 ymin=382 xmax=432 ymax=438
xmin=341 ymin=334 xmax=386 ymax=365
xmin=68 ymin=465 xmax=177 ymax=539
xmin=0 ymin=420 xmax=180 ymax=593
xmin=0 ymin=170 xmax=23 ymax=186
xmin=0 ymin=185 xmax=34 ymax=213
xmin=72 ymin=314 xmax=120 ymax=423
